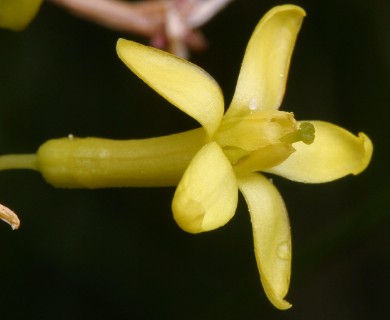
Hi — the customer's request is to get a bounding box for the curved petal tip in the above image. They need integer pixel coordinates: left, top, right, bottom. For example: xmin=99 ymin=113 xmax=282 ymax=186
xmin=226 ymin=4 xmax=306 ymax=117
xmin=238 ymin=173 xmax=292 ymax=310
xmin=353 ymin=132 xmax=373 ymax=175
xmin=116 ymin=38 xmax=224 ymax=139
xmin=267 ymin=121 xmax=374 ymax=183
xmin=172 ymin=142 xmax=238 ymax=233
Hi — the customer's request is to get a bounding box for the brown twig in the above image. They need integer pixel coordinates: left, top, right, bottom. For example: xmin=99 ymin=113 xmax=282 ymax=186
xmin=0 ymin=204 xmax=20 ymax=230
xmin=47 ymin=0 xmax=234 ymax=57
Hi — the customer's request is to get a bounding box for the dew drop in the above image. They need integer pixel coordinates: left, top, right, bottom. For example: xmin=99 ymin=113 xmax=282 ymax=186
xmin=277 ymin=241 xmax=291 ymax=260
xmin=249 ymin=98 xmax=257 ymax=111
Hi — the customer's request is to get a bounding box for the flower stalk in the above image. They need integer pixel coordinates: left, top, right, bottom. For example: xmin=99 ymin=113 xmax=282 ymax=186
xmin=0 ymin=154 xmax=37 ymax=171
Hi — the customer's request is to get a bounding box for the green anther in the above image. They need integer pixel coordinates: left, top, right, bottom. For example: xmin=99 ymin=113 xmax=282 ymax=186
xmin=298 ymin=122 xmax=315 ymax=144
xmin=280 ymin=122 xmax=315 ymax=145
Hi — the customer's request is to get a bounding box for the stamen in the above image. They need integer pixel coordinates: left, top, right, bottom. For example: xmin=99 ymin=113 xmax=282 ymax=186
xmin=299 ymin=122 xmax=315 ymax=144
xmin=281 ymin=122 xmax=315 ymax=145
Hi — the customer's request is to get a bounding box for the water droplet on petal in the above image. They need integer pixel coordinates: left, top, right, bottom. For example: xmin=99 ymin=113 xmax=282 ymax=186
xmin=249 ymin=98 xmax=257 ymax=111
xmin=277 ymin=241 xmax=291 ymax=260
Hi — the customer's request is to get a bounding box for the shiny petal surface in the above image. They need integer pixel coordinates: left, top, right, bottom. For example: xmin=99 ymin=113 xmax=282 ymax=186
xmin=0 ymin=0 xmax=43 ymax=31
xmin=117 ymin=39 xmax=224 ymax=138
xmin=266 ymin=121 xmax=373 ymax=183
xmin=225 ymin=5 xmax=305 ymax=117
xmin=172 ymin=142 xmax=238 ymax=233
xmin=238 ymin=173 xmax=291 ymax=310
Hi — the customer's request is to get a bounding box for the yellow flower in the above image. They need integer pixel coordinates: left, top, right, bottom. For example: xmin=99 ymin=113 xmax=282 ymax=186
xmin=0 ymin=4 xmax=372 ymax=310
xmin=115 ymin=4 xmax=372 ymax=309
xmin=0 ymin=0 xmax=43 ymax=31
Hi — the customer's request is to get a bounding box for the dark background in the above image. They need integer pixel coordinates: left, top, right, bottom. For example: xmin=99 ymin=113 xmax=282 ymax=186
xmin=0 ymin=0 xmax=388 ymax=319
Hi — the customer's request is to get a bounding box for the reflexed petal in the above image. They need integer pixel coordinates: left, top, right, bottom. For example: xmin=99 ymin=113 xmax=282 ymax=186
xmin=266 ymin=121 xmax=373 ymax=183
xmin=225 ymin=5 xmax=305 ymax=117
xmin=172 ymin=142 xmax=238 ymax=233
xmin=0 ymin=0 xmax=43 ymax=31
xmin=116 ymin=39 xmax=224 ymax=138
xmin=238 ymin=173 xmax=291 ymax=310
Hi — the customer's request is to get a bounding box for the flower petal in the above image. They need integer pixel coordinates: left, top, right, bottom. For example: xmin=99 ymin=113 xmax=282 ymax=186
xmin=0 ymin=0 xmax=43 ymax=31
xmin=116 ymin=39 xmax=224 ymax=138
xmin=225 ymin=5 xmax=305 ymax=117
xmin=266 ymin=121 xmax=373 ymax=183
xmin=238 ymin=173 xmax=291 ymax=310
xmin=172 ymin=142 xmax=238 ymax=233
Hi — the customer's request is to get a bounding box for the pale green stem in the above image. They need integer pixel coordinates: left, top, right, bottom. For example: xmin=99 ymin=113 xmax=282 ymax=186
xmin=0 ymin=154 xmax=38 ymax=170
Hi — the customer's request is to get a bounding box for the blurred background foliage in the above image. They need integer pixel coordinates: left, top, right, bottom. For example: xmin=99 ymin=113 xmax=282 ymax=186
xmin=0 ymin=0 xmax=388 ymax=319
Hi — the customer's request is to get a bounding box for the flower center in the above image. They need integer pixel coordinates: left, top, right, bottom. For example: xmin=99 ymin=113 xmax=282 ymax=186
xmin=214 ymin=111 xmax=315 ymax=176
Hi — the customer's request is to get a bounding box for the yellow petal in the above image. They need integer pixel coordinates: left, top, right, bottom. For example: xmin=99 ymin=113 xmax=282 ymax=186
xmin=225 ymin=5 xmax=305 ymax=117
xmin=238 ymin=173 xmax=291 ymax=310
xmin=0 ymin=0 xmax=43 ymax=31
xmin=266 ymin=121 xmax=373 ymax=183
xmin=116 ymin=39 xmax=224 ymax=139
xmin=172 ymin=142 xmax=238 ymax=233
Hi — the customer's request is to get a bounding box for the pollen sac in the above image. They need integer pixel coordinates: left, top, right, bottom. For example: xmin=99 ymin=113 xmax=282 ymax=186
xmin=298 ymin=122 xmax=315 ymax=144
